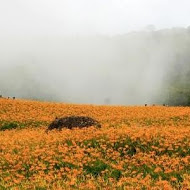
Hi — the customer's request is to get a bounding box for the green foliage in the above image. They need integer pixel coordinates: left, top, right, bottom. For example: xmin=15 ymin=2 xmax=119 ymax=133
xmin=83 ymin=138 xmax=100 ymax=148
xmin=83 ymin=160 xmax=109 ymax=177
xmin=54 ymin=161 xmax=78 ymax=170
xmin=0 ymin=185 xmax=7 ymax=190
xmin=65 ymin=139 xmax=73 ymax=146
xmin=0 ymin=120 xmax=49 ymax=131
xmin=163 ymin=83 xmax=190 ymax=106
xmin=0 ymin=122 xmax=18 ymax=131
xmin=35 ymin=187 xmax=47 ymax=190
xmin=22 ymin=163 xmax=33 ymax=178
xmin=110 ymin=169 xmax=122 ymax=180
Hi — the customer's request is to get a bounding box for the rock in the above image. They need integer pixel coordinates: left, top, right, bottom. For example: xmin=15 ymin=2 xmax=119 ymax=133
xmin=46 ymin=116 xmax=101 ymax=133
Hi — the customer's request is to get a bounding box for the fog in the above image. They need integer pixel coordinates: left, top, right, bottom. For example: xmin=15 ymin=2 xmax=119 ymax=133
xmin=0 ymin=1 xmax=190 ymax=105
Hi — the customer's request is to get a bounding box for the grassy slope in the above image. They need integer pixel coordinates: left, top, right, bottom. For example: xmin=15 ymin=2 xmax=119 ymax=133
xmin=0 ymin=99 xmax=190 ymax=189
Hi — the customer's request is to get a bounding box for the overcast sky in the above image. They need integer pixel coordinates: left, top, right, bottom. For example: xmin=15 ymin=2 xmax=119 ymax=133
xmin=1 ymin=0 xmax=190 ymax=35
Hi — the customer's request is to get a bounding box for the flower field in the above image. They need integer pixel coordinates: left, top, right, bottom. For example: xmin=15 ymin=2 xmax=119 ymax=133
xmin=0 ymin=99 xmax=190 ymax=189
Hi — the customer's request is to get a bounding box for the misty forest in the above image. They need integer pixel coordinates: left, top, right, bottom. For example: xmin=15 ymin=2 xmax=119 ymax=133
xmin=1 ymin=27 xmax=190 ymax=105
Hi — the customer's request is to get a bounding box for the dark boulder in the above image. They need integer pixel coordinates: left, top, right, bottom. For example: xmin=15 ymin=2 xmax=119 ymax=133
xmin=46 ymin=116 xmax=101 ymax=133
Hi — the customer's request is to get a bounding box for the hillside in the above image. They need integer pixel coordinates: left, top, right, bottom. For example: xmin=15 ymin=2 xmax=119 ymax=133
xmin=0 ymin=99 xmax=190 ymax=189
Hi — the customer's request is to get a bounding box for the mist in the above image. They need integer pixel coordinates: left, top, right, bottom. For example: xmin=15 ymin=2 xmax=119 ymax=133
xmin=0 ymin=1 xmax=190 ymax=105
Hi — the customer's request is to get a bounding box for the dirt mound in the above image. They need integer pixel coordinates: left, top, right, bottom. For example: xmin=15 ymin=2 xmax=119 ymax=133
xmin=46 ymin=116 xmax=101 ymax=132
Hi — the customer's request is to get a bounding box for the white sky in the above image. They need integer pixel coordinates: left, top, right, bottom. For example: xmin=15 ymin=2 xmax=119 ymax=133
xmin=0 ymin=0 xmax=190 ymax=35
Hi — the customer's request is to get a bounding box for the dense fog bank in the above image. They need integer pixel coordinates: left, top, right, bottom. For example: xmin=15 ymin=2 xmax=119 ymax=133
xmin=0 ymin=27 xmax=190 ymax=105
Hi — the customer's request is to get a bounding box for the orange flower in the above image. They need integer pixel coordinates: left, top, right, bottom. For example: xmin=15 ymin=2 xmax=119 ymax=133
xmin=0 ymin=98 xmax=190 ymax=189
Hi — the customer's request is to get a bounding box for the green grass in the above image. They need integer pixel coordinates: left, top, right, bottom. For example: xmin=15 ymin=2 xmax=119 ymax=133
xmin=0 ymin=120 xmax=49 ymax=131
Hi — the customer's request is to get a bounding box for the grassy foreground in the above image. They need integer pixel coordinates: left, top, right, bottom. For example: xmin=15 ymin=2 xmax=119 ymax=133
xmin=0 ymin=99 xmax=190 ymax=189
